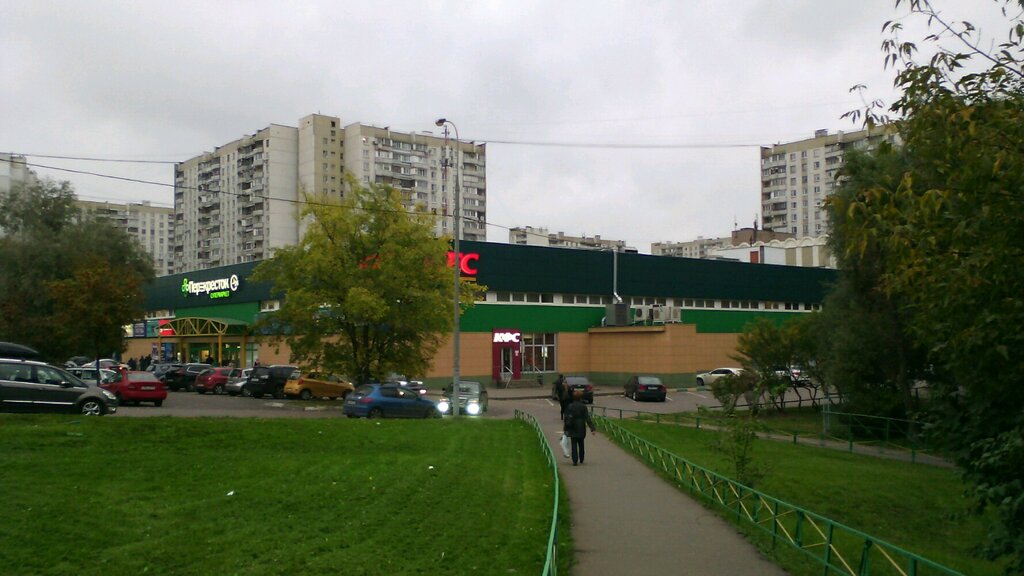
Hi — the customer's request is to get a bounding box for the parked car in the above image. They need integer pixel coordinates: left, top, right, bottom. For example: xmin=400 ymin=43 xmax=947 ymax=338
xmin=774 ymin=366 xmax=812 ymax=386
xmin=245 ymin=365 xmax=299 ymax=399
xmin=284 ymin=372 xmax=354 ymax=400
xmin=85 ymin=358 xmax=128 ymax=370
xmin=564 ymin=376 xmax=594 ymax=404
xmin=162 ymin=363 xmax=213 ymax=392
xmin=103 ymin=369 xmax=167 ymax=406
xmin=385 ymin=373 xmax=426 ymax=395
xmin=67 ymin=366 xmax=119 ymax=385
xmin=624 ymin=375 xmax=667 ymax=402
xmin=695 ymin=367 xmax=743 ymax=387
xmin=225 ymin=369 xmax=252 ymax=396
xmin=437 ymin=380 xmax=488 ymax=415
xmin=343 ymin=383 xmax=438 ymax=418
xmin=0 ymin=357 xmax=118 ymax=415
xmin=150 ymin=362 xmax=182 ymax=380
xmin=0 ymin=342 xmax=39 ymax=359
xmin=194 ymin=367 xmax=242 ymax=395
xmin=65 ymin=355 xmax=91 ymax=367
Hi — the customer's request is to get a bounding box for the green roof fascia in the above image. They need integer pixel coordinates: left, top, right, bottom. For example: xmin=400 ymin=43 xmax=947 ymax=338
xmin=144 ymin=261 xmax=279 ymax=311
xmin=460 ymin=240 xmax=837 ymax=304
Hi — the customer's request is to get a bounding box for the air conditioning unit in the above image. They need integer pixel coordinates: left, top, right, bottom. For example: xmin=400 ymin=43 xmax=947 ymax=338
xmin=632 ymin=305 xmax=652 ymax=324
xmin=604 ymin=303 xmax=628 ymax=326
xmin=654 ymin=306 xmax=678 ymax=324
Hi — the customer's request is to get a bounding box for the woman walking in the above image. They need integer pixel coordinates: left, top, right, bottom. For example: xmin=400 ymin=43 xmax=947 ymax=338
xmin=564 ymin=389 xmax=597 ymax=466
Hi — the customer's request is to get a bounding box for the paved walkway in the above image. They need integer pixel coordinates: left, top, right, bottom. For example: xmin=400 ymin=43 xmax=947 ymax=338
xmin=504 ymin=387 xmax=787 ymax=576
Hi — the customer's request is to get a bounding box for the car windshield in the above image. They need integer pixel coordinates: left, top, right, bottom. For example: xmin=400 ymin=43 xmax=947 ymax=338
xmin=638 ymin=376 xmax=662 ymax=386
xmin=566 ymin=377 xmax=588 ymax=386
xmin=354 ymin=385 xmax=375 ymax=396
xmin=128 ymin=372 xmax=160 ymax=382
xmin=458 ymin=382 xmax=481 ymax=394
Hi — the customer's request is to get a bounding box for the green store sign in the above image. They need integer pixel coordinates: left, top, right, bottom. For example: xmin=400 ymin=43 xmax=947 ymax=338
xmin=181 ymin=274 xmax=241 ymax=300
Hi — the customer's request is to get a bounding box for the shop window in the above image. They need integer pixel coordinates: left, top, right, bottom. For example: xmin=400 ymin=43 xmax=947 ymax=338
xmin=495 ymin=292 xmax=510 ymax=302
xmin=541 ymin=293 xmax=554 ymax=303
xmin=521 ymin=333 xmax=557 ymax=374
xmin=526 ymin=293 xmax=540 ymax=303
xmin=512 ymin=293 xmax=526 ymax=302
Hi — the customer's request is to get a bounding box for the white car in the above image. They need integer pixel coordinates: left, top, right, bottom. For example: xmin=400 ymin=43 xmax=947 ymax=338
xmin=695 ymin=367 xmax=743 ymax=387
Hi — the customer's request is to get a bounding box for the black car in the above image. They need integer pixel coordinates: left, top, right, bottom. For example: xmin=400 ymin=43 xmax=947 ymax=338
xmin=565 ymin=376 xmax=594 ymax=404
xmin=0 ymin=357 xmax=118 ymax=415
xmin=162 ymin=363 xmax=212 ymax=392
xmin=624 ymin=375 xmax=667 ymax=402
xmin=245 ymin=364 xmax=299 ymax=399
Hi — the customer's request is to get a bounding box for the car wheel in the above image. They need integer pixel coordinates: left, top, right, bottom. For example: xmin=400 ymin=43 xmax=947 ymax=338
xmin=186 ymin=383 xmax=195 ymax=392
xmin=299 ymin=389 xmax=313 ymax=401
xmin=273 ymin=387 xmax=285 ymax=400
xmin=80 ymin=400 xmax=104 ymax=416
xmin=632 ymin=391 xmax=638 ymax=401
xmin=241 ymin=386 xmax=253 ymax=398
xmin=368 ymin=408 xmax=383 ymax=419
xmin=154 ymin=399 xmax=163 ymax=407
xmin=214 ymin=384 xmax=225 ymax=395
xmin=696 ymin=378 xmax=705 ymax=387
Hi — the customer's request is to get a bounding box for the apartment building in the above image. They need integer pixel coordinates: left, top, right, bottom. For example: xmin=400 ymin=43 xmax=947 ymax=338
xmin=0 ymin=153 xmax=38 ymax=200
xmin=173 ymin=113 xmax=486 ymax=273
xmin=760 ymin=127 xmax=898 ymax=238
xmin=651 ymin=227 xmax=795 ymax=260
xmin=76 ymin=200 xmax=175 ymax=275
xmin=509 ymin=226 xmax=635 ymax=252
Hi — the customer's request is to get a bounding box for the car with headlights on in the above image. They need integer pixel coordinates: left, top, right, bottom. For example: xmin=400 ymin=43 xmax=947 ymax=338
xmin=194 ymin=367 xmax=242 ymax=395
xmin=437 ymin=380 xmax=488 ymax=416
xmin=343 ymin=383 xmax=438 ymax=418
xmin=0 ymin=358 xmax=117 ymax=415
xmin=695 ymin=367 xmax=743 ymax=388
xmin=284 ymin=372 xmax=354 ymax=400
xmin=624 ymin=375 xmax=667 ymax=402
xmin=385 ymin=373 xmax=427 ymax=395
xmin=103 ymin=369 xmax=167 ymax=406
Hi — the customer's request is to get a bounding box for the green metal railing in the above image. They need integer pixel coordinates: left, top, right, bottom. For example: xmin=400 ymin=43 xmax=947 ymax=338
xmin=597 ymin=417 xmax=963 ymax=576
xmin=514 ymin=409 xmax=561 ymax=576
xmin=589 ymin=405 xmax=943 ymax=465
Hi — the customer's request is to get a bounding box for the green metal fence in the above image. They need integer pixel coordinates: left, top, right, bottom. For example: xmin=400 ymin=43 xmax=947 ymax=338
xmin=597 ymin=417 xmax=964 ymax=576
xmin=514 ymin=409 xmax=561 ymax=576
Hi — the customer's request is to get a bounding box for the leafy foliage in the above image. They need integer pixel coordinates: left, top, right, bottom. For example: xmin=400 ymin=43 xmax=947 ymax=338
xmin=836 ymin=1 xmax=1024 ymax=569
xmin=0 ymin=181 xmax=153 ymax=362
xmin=252 ymin=179 xmax=484 ymax=384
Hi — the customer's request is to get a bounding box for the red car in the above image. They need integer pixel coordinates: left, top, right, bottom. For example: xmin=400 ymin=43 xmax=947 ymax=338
xmin=104 ymin=370 xmax=167 ymax=407
xmin=194 ymin=367 xmax=243 ymax=395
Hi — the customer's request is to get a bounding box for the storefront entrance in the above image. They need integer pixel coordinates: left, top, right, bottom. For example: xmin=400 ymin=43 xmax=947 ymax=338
xmin=157 ymin=317 xmax=251 ymax=367
xmin=491 ymin=328 xmax=522 ymax=386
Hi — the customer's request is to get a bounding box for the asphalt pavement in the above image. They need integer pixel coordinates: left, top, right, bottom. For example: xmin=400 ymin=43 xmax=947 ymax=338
xmin=495 ymin=384 xmax=788 ymax=576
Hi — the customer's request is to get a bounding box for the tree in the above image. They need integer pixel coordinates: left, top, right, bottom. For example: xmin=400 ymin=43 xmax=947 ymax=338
xmin=0 ymin=180 xmax=153 ymax=363
xmin=837 ymin=1 xmax=1024 ymax=568
xmin=252 ymin=179 xmax=484 ymax=385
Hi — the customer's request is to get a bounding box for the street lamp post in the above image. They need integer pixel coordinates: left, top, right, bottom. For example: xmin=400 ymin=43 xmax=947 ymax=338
xmin=436 ymin=118 xmax=461 ymax=417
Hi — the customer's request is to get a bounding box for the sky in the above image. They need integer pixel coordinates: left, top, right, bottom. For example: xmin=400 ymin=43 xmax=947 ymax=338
xmin=0 ymin=0 xmax=1008 ymax=253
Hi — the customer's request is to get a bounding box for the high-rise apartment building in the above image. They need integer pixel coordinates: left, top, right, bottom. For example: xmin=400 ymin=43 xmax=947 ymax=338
xmin=509 ymin=226 xmax=635 ymax=252
xmin=173 ymin=113 xmax=486 ymax=273
xmin=0 ymin=153 xmax=38 ymax=200
xmin=760 ymin=127 xmax=898 ymax=238
xmin=76 ymin=200 xmax=175 ymax=276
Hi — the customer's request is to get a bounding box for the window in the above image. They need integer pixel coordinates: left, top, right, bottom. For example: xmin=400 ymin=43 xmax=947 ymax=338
xmin=522 ymin=333 xmax=556 ymax=373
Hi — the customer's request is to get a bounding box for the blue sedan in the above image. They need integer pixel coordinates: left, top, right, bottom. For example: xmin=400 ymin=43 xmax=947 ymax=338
xmin=343 ymin=383 xmax=439 ymax=419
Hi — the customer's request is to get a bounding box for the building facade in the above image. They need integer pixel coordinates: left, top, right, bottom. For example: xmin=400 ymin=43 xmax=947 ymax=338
xmin=76 ymin=200 xmax=176 ymax=276
xmin=0 ymin=153 xmax=38 ymax=201
xmin=510 ymin=226 xmax=635 ymax=252
xmin=709 ymin=236 xmax=834 ymax=268
xmin=652 ymin=228 xmax=796 ymax=260
xmin=126 ymin=241 xmax=834 ymax=387
xmin=760 ymin=127 xmax=899 ymax=238
xmin=173 ymin=114 xmax=486 ymax=273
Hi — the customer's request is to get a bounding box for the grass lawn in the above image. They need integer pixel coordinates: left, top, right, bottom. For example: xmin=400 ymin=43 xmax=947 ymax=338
xmin=609 ymin=418 xmax=1007 ymax=576
xmin=0 ymin=415 xmax=568 ymax=576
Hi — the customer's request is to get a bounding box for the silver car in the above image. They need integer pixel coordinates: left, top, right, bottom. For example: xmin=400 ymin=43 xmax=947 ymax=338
xmin=695 ymin=367 xmax=744 ymax=387
xmin=226 ymin=369 xmax=252 ymax=396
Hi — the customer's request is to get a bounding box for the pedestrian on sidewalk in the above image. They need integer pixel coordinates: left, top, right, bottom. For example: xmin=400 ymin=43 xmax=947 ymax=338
xmin=564 ymin=389 xmax=596 ymax=466
xmin=555 ymin=374 xmax=569 ymax=420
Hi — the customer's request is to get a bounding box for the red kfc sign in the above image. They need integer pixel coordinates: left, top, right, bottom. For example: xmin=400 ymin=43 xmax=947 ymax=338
xmin=447 ymin=251 xmax=479 ymax=276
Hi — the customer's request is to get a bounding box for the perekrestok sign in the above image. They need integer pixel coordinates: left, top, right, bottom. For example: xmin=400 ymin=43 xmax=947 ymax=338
xmin=181 ymin=274 xmax=241 ymax=300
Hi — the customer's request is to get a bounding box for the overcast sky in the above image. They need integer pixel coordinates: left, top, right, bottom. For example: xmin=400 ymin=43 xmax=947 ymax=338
xmin=0 ymin=1 xmax=1007 ymax=252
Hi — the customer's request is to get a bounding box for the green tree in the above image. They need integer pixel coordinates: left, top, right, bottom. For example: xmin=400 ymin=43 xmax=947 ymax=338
xmin=837 ymin=1 xmax=1024 ymax=568
xmin=252 ymin=179 xmax=484 ymax=385
xmin=0 ymin=180 xmax=153 ymax=363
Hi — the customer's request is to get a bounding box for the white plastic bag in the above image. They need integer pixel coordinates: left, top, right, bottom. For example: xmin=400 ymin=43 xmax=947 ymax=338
xmin=559 ymin=433 xmax=571 ymax=458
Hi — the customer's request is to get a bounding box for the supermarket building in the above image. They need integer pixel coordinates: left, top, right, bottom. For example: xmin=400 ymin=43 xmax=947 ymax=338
xmin=126 ymin=240 xmax=835 ymax=387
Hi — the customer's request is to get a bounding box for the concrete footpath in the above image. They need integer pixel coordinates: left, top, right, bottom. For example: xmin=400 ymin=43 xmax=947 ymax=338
xmin=502 ymin=385 xmax=787 ymax=576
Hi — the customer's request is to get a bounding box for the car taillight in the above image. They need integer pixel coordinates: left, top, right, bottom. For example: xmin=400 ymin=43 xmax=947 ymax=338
xmin=359 ymin=396 xmax=373 ymax=404
xmin=585 ymin=384 xmax=593 ymax=391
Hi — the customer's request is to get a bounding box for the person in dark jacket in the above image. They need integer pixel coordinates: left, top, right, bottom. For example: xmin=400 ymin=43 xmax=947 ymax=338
xmin=564 ymin=389 xmax=597 ymax=465
xmin=555 ymin=374 xmax=569 ymax=420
